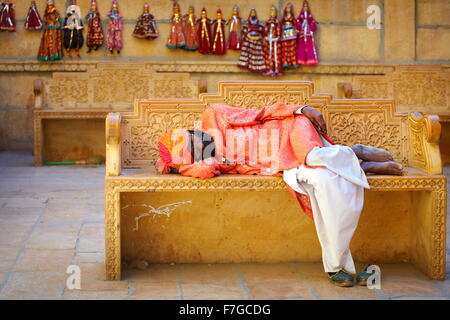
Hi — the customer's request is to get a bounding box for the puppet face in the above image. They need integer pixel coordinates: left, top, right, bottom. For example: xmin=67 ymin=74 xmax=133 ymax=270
xmin=250 ymin=9 xmax=257 ymax=18
xmin=217 ymin=12 xmax=222 ymax=20
xmin=286 ymin=3 xmax=293 ymax=14
xmin=188 ymin=6 xmax=194 ymax=15
xmin=201 ymin=10 xmax=207 ymax=19
xmin=232 ymin=6 xmax=239 ymax=16
xmin=143 ymin=4 xmax=149 ymax=14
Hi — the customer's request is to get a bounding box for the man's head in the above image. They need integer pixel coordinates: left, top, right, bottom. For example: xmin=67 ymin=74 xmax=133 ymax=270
xmin=187 ymin=130 xmax=216 ymax=162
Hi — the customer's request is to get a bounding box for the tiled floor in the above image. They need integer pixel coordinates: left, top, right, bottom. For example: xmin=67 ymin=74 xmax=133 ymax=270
xmin=0 ymin=152 xmax=449 ymax=300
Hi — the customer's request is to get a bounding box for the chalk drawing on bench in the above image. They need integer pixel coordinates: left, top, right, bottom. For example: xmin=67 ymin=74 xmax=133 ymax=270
xmin=121 ymin=201 xmax=193 ymax=231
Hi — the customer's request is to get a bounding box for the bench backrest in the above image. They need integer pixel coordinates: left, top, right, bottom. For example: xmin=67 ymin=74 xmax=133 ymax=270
xmin=40 ymin=62 xmax=204 ymax=110
xmin=352 ymin=66 xmax=449 ymax=113
xmin=119 ymin=80 xmax=413 ymax=169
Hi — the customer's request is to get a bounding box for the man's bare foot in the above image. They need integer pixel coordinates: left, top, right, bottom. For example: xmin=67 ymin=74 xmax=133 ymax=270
xmin=352 ymin=144 xmax=394 ymax=162
xmin=360 ymin=161 xmax=404 ymax=176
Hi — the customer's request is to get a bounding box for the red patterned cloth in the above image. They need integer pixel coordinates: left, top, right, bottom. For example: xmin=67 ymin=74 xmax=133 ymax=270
xmin=238 ymin=12 xmax=265 ymax=73
xmin=0 ymin=1 xmax=16 ymax=32
xmin=263 ymin=13 xmax=283 ymax=75
xmin=296 ymin=2 xmax=318 ymax=66
xmin=281 ymin=3 xmax=299 ymax=69
xmin=196 ymin=9 xmax=211 ymax=54
xmin=211 ymin=10 xmax=226 ymax=55
xmin=25 ymin=1 xmax=43 ymax=30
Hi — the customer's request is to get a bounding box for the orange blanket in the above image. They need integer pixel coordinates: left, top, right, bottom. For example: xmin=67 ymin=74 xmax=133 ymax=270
xmin=157 ymin=103 xmax=334 ymax=218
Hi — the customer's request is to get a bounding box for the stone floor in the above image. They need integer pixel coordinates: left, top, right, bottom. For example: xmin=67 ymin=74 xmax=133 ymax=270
xmin=0 ymin=151 xmax=449 ymax=300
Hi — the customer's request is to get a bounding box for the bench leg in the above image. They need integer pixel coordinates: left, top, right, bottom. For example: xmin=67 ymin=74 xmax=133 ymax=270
xmin=105 ymin=184 xmax=121 ymax=280
xmin=411 ymin=184 xmax=447 ymax=280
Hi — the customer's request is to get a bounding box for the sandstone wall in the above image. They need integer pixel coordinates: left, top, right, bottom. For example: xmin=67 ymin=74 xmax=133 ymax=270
xmin=0 ymin=0 xmax=449 ymax=151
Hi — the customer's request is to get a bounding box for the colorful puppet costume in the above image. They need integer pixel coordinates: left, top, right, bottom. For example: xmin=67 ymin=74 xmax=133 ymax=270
xmin=37 ymin=0 xmax=63 ymax=61
xmin=196 ymin=8 xmax=211 ymax=54
xmin=86 ymin=0 xmax=103 ymax=52
xmin=264 ymin=6 xmax=282 ymax=76
xmin=106 ymin=0 xmax=123 ymax=54
xmin=238 ymin=9 xmax=265 ymax=73
xmin=182 ymin=6 xmax=197 ymax=51
xmin=0 ymin=0 xmax=15 ymax=32
xmin=25 ymin=1 xmax=43 ymax=31
xmin=211 ymin=9 xmax=226 ymax=55
xmin=281 ymin=3 xmax=299 ymax=69
xmin=166 ymin=1 xmax=185 ymax=49
xmin=133 ymin=3 xmax=158 ymax=40
xmin=63 ymin=0 xmax=84 ymax=58
xmin=297 ymin=0 xmax=318 ymax=65
xmin=227 ymin=5 xmax=242 ymax=50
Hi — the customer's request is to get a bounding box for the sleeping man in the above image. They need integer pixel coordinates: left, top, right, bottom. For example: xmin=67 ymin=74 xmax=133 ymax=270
xmin=156 ymin=103 xmax=403 ymax=287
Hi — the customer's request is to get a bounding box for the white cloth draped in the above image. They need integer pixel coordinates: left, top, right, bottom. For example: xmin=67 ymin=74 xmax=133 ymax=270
xmin=283 ymin=144 xmax=370 ymax=274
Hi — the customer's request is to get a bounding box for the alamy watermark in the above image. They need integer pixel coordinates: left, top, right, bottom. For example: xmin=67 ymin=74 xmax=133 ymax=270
xmin=367 ymin=5 xmax=382 ymax=30
xmin=66 ymin=265 xmax=81 ymax=290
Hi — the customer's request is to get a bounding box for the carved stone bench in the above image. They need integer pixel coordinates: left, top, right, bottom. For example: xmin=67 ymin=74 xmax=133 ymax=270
xmin=31 ymin=63 xmax=206 ymax=166
xmin=104 ymin=81 xmax=447 ymax=281
xmin=337 ymin=66 xmax=450 ymax=165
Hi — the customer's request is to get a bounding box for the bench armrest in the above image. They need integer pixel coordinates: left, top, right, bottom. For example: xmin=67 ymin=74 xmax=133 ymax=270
xmin=408 ymin=112 xmax=442 ymax=175
xmin=106 ymin=113 xmax=122 ymax=177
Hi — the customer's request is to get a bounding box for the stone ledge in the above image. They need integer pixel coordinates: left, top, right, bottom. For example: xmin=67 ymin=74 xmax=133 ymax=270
xmin=0 ymin=60 xmax=394 ymax=75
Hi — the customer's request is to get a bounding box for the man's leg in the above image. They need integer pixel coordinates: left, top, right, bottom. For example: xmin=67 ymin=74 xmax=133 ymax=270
xmin=351 ymin=144 xmax=404 ymax=175
xmin=288 ymin=145 xmax=369 ymax=287
xmin=299 ymin=167 xmax=363 ymax=275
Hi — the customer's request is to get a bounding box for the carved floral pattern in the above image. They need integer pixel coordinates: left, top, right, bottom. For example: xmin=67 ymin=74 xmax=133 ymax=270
xmin=225 ymin=93 xmax=307 ymax=109
xmin=328 ymin=111 xmax=404 ymax=163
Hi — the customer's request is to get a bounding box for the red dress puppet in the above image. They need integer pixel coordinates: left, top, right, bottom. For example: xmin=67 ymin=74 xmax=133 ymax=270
xmin=166 ymin=2 xmax=185 ymax=49
xmin=211 ymin=9 xmax=226 ymax=55
xmin=37 ymin=0 xmax=63 ymax=61
xmin=106 ymin=0 xmax=123 ymax=54
xmin=196 ymin=8 xmax=211 ymax=54
xmin=133 ymin=3 xmax=158 ymax=40
xmin=238 ymin=9 xmax=265 ymax=73
xmin=157 ymin=103 xmax=334 ymax=219
xmin=183 ymin=6 xmax=197 ymax=51
xmin=25 ymin=1 xmax=43 ymax=30
xmin=264 ymin=6 xmax=283 ymax=76
xmin=0 ymin=0 xmax=15 ymax=32
xmin=227 ymin=5 xmax=241 ymax=50
xmin=281 ymin=3 xmax=299 ymax=69
xmin=86 ymin=0 xmax=104 ymax=52
xmin=296 ymin=0 xmax=318 ymax=66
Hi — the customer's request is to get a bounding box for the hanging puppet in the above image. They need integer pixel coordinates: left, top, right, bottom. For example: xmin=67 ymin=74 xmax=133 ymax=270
xmin=238 ymin=9 xmax=265 ymax=73
xmin=182 ymin=6 xmax=198 ymax=51
xmin=63 ymin=0 xmax=84 ymax=58
xmin=281 ymin=2 xmax=299 ymax=69
xmin=196 ymin=8 xmax=211 ymax=54
xmin=211 ymin=9 xmax=226 ymax=55
xmin=86 ymin=0 xmax=103 ymax=53
xmin=264 ymin=6 xmax=282 ymax=76
xmin=106 ymin=0 xmax=123 ymax=54
xmin=25 ymin=1 xmax=43 ymax=31
xmin=227 ymin=5 xmax=242 ymax=51
xmin=297 ymin=0 xmax=318 ymax=65
xmin=38 ymin=0 xmax=63 ymax=61
xmin=166 ymin=1 xmax=185 ymax=49
xmin=133 ymin=2 xmax=158 ymax=40
xmin=0 ymin=0 xmax=15 ymax=32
